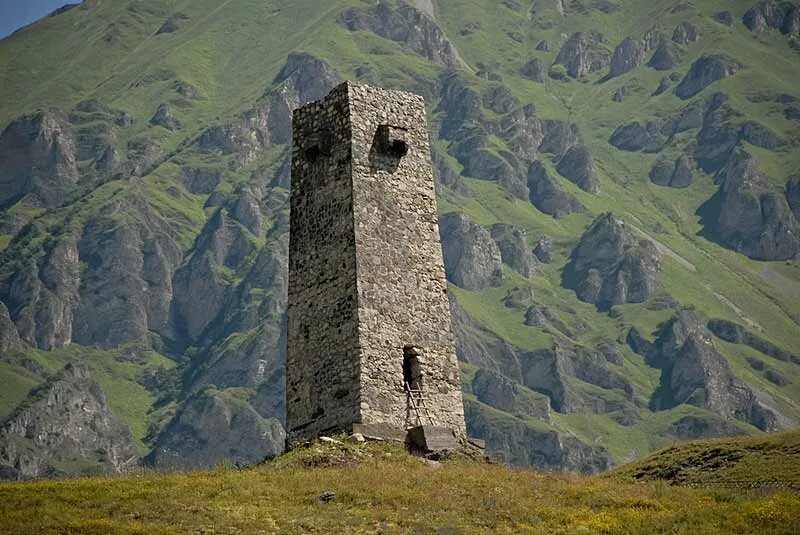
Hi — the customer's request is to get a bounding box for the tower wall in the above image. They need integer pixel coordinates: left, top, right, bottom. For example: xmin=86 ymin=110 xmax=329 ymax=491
xmin=286 ymin=84 xmax=362 ymax=443
xmin=348 ymin=84 xmax=465 ymax=433
xmin=286 ymin=82 xmax=465 ymax=446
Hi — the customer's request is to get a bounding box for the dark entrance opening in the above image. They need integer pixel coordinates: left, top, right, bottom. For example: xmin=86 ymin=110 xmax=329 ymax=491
xmin=403 ymin=345 xmax=423 ymax=392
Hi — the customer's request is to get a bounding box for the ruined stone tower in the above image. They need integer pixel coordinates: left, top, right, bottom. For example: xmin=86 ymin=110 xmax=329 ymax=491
xmin=286 ymin=82 xmax=465 ymax=446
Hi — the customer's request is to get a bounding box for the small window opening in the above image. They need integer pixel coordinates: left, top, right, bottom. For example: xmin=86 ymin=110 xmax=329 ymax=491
xmin=403 ymin=345 xmax=423 ymax=392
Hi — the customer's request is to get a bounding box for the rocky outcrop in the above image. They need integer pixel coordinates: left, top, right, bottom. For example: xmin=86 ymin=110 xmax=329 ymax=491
xmin=146 ymin=388 xmax=284 ymax=470
xmin=75 ymin=206 xmax=182 ymax=347
xmin=180 ymin=166 xmax=223 ymax=194
xmin=668 ymin=415 xmax=746 ymax=440
xmin=608 ymin=37 xmax=645 ymax=78
xmin=787 ymin=177 xmax=800 ymax=221
xmin=465 ymin=400 xmax=613 ymax=473
xmin=563 ymin=214 xmax=660 ymax=310
xmin=552 ymin=31 xmax=610 ymax=78
xmin=519 ymin=344 xmax=634 ymax=414
xmin=714 ymin=11 xmax=734 ymax=25
xmin=608 ymin=120 xmax=666 ymax=153
xmin=0 ymin=301 xmax=21 ymax=353
xmin=265 ymin=53 xmax=341 ymax=144
xmin=439 ymin=213 xmax=503 ymax=290
xmin=339 ymin=0 xmax=462 ymax=68
xmin=708 ymin=319 xmax=800 ymax=364
xmin=675 ymin=55 xmax=739 ymax=100
xmin=150 ymin=104 xmax=180 ymax=130
xmin=648 ymin=310 xmax=790 ymax=432
xmin=556 ymin=145 xmax=599 ymax=193
xmin=0 ymin=363 xmax=138 ymax=480
xmin=533 ymin=237 xmax=555 ymax=263
xmin=0 ymin=110 xmax=78 ymax=209
xmin=743 ymin=1 xmax=800 ymax=37
xmin=647 ymin=40 xmax=679 ymax=71
xmin=652 ymin=76 xmax=671 ymax=96
xmin=1 ymin=235 xmax=80 ymax=350
xmin=490 ymin=224 xmax=538 ymax=277
xmin=527 ymin=161 xmax=584 ymax=218
xmin=672 ymin=22 xmax=698 ymax=45
xmin=649 ymin=154 xmax=693 ymax=188
xmin=520 ymin=58 xmax=546 ymax=82
xmin=701 ymin=149 xmax=800 ymax=261
xmin=552 ymin=32 xmax=611 ymax=78
xmin=471 ymin=369 xmax=551 ymax=420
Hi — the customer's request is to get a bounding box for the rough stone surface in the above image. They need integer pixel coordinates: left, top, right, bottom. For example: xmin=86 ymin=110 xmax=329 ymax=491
xmin=608 ymin=37 xmax=645 ymax=78
xmin=675 ymin=55 xmax=739 ymax=100
xmin=648 ymin=310 xmax=791 ymax=432
xmin=553 ymin=32 xmax=611 ymax=78
xmin=439 ymin=213 xmax=503 ymax=290
xmin=0 ymin=363 xmax=138 ymax=480
xmin=286 ymin=82 xmax=466 ymax=447
xmin=0 ymin=110 xmax=78 ymax=209
xmin=563 ymin=214 xmax=660 ymax=310
xmin=406 ymin=425 xmax=460 ymax=452
xmin=490 ymin=224 xmax=539 ymax=277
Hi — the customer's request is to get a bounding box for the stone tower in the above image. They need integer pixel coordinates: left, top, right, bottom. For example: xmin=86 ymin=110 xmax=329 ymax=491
xmin=286 ymin=82 xmax=465 ymax=446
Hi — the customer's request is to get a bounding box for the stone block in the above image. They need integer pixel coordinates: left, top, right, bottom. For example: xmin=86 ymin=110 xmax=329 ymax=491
xmin=406 ymin=425 xmax=460 ymax=452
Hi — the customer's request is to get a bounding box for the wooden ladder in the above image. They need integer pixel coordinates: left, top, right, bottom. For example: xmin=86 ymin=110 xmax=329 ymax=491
xmin=405 ymin=382 xmax=435 ymax=426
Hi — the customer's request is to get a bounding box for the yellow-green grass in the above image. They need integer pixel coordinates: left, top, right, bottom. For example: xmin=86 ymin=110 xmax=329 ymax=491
xmin=1 ymin=439 xmax=799 ymax=534
xmin=611 ymin=431 xmax=800 ymax=492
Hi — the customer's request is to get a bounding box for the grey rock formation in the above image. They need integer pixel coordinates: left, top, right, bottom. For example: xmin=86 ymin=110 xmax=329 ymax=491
xmin=490 ymin=224 xmax=538 ymax=277
xmin=150 ymin=103 xmax=180 ymax=130
xmin=647 ymin=40 xmax=679 ymax=71
xmin=0 ymin=301 xmax=21 ymax=353
xmin=609 ymin=120 xmax=665 ymax=153
xmin=714 ymin=11 xmax=734 ymax=26
xmin=708 ymin=319 xmax=799 ymax=364
xmin=552 ymin=31 xmax=611 ymax=78
xmin=0 ymin=363 xmax=138 ymax=480
xmin=649 ymin=154 xmax=693 ymax=188
xmin=0 ymin=110 xmax=78 ymax=209
xmin=465 ymin=400 xmax=612 ymax=473
xmin=75 ymin=209 xmax=182 ymax=348
xmin=675 ymin=55 xmax=739 ymax=100
xmin=520 ymin=58 xmax=546 ymax=82
xmin=440 ymin=213 xmax=503 ymax=290
xmin=563 ymin=214 xmax=660 ymax=309
xmin=533 ymin=237 xmax=555 ymax=263
xmin=146 ymin=389 xmax=284 ymax=470
xmin=1 ymin=235 xmax=80 ymax=350
xmin=743 ymin=1 xmax=800 ymax=37
xmin=502 ymin=287 xmax=534 ymax=309
xmin=608 ymin=37 xmax=645 ymax=78
xmin=556 ymin=145 xmax=600 ymax=193
xmin=649 ymin=310 xmax=790 ymax=432
xmin=519 ymin=344 xmax=634 ymax=414
xmin=483 ymin=86 xmax=520 ymax=114
xmin=669 ymin=415 xmax=745 ymax=440
xmin=527 ymin=161 xmax=584 ymax=218
xmin=471 ymin=369 xmax=551 ymax=420
xmin=180 ymin=166 xmax=223 ymax=194
xmin=339 ymin=0 xmax=462 ymax=68
xmin=787 ymin=177 xmax=800 ymax=221
xmin=671 ymin=21 xmax=698 ymax=45
xmin=266 ymin=52 xmax=341 ymax=144
xmin=702 ymin=149 xmax=800 ymax=261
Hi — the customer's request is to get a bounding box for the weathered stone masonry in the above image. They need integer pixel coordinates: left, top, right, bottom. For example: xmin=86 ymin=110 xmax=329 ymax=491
xmin=286 ymin=82 xmax=465 ymax=446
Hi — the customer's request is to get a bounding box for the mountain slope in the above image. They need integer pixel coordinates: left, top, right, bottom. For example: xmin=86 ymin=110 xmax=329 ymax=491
xmin=0 ymin=0 xmax=798 ymax=477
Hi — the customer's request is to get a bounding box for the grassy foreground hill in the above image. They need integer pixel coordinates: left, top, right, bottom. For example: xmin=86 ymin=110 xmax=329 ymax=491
xmin=1 ymin=433 xmax=800 ymax=534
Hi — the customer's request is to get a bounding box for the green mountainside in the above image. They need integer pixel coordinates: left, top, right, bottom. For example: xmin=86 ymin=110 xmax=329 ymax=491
xmin=0 ymin=0 xmax=799 ymax=478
